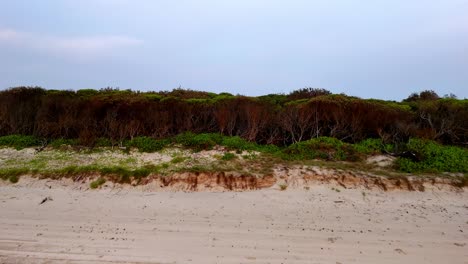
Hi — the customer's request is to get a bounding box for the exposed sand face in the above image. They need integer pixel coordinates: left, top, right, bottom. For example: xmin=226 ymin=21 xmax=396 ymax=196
xmin=0 ymin=180 xmax=467 ymax=264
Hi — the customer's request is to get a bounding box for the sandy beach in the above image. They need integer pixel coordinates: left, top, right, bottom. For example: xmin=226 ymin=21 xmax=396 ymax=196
xmin=0 ymin=178 xmax=467 ymax=264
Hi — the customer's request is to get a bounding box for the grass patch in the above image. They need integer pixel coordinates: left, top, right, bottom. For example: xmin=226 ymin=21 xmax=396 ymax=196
xmin=0 ymin=168 xmax=30 ymax=180
xmin=90 ymin=177 xmax=106 ymax=189
xmin=221 ymin=152 xmax=236 ymax=161
xmin=171 ymin=156 xmax=187 ymax=164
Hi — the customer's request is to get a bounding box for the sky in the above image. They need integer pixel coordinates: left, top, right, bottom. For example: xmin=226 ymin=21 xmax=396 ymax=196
xmin=0 ymin=0 xmax=467 ymax=100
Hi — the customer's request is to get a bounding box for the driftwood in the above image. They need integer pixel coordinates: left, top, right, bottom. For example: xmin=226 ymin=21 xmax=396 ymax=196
xmin=383 ymin=149 xmax=419 ymax=162
xmin=39 ymin=196 xmax=53 ymax=205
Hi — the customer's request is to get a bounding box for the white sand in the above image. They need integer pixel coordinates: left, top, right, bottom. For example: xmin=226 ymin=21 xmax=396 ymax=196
xmin=0 ymin=180 xmax=467 ymax=264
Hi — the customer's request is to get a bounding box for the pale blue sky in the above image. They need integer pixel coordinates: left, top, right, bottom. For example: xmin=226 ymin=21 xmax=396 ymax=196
xmin=1 ymin=0 xmax=467 ymax=100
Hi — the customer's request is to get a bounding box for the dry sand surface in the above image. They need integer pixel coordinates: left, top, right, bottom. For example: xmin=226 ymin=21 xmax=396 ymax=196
xmin=0 ymin=179 xmax=467 ymax=264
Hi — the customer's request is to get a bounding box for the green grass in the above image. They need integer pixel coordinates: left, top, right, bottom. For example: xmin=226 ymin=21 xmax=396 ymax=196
xmin=0 ymin=168 xmax=30 ymax=180
xmin=90 ymin=177 xmax=106 ymax=189
xmin=221 ymin=152 xmax=236 ymax=161
xmin=170 ymin=156 xmax=187 ymax=164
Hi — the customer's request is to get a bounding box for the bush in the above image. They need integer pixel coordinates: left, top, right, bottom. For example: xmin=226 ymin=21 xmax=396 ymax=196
xmin=395 ymin=139 xmax=468 ymax=173
xmin=220 ymin=136 xmax=280 ymax=153
xmin=94 ymin=137 xmax=112 ymax=147
xmin=128 ymin=137 xmax=169 ymax=152
xmin=8 ymin=175 xmax=19 ymax=183
xmin=221 ymin=136 xmax=255 ymax=150
xmin=173 ymin=132 xmax=223 ymax=151
xmin=50 ymin=138 xmax=79 ymax=148
xmin=281 ymin=137 xmax=360 ymax=161
xmin=354 ymin=138 xmax=388 ymax=154
xmin=0 ymin=135 xmax=39 ymax=149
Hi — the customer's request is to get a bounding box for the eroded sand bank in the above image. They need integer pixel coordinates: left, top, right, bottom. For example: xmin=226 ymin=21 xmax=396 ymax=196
xmin=0 ymin=179 xmax=467 ymax=264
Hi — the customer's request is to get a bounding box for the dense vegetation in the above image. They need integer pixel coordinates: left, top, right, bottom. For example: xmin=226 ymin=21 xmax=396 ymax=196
xmin=1 ymin=87 xmax=466 ymax=145
xmin=0 ymin=87 xmax=466 ymax=174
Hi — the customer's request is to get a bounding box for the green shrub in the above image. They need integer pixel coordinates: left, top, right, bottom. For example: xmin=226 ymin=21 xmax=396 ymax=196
xmin=281 ymin=137 xmax=360 ymax=161
xmin=0 ymin=135 xmax=39 ymax=149
xmin=395 ymin=139 xmax=468 ymax=173
xmin=94 ymin=137 xmax=112 ymax=147
xmin=128 ymin=136 xmax=169 ymax=152
xmin=50 ymin=138 xmax=79 ymax=148
xmin=354 ymin=138 xmax=393 ymax=154
xmin=173 ymin=132 xmax=196 ymax=146
xmin=173 ymin=132 xmax=223 ymax=151
xmin=221 ymin=152 xmax=236 ymax=161
xmin=221 ymin=136 xmax=255 ymax=150
xmin=220 ymin=136 xmax=280 ymax=153
xmin=8 ymin=175 xmax=19 ymax=183
xmin=90 ymin=177 xmax=106 ymax=189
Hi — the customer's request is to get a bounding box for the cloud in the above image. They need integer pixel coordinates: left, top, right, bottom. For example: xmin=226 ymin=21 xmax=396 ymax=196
xmin=0 ymin=28 xmax=23 ymax=41
xmin=0 ymin=28 xmax=143 ymax=60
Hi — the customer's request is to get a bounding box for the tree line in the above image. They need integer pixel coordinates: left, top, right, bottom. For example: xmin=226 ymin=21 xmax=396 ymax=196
xmin=0 ymin=87 xmax=466 ymax=147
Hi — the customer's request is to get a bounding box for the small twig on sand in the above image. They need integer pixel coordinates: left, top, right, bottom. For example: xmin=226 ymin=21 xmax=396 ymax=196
xmin=39 ymin=196 xmax=53 ymax=205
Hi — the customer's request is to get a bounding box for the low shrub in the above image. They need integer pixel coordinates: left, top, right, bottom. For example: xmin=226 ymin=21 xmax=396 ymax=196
xmin=94 ymin=137 xmax=112 ymax=147
xmin=220 ymin=136 xmax=280 ymax=153
xmin=128 ymin=136 xmax=169 ymax=152
xmin=8 ymin=175 xmax=19 ymax=183
xmin=281 ymin=137 xmax=360 ymax=161
xmin=354 ymin=138 xmax=393 ymax=154
xmin=395 ymin=139 xmax=468 ymax=173
xmin=221 ymin=136 xmax=255 ymax=150
xmin=173 ymin=132 xmax=223 ymax=151
xmin=0 ymin=135 xmax=39 ymax=149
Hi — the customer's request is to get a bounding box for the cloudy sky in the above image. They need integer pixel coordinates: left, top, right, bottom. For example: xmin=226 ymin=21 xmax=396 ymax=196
xmin=0 ymin=0 xmax=467 ymax=100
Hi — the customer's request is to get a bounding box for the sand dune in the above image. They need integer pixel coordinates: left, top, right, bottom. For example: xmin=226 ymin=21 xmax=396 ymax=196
xmin=0 ymin=179 xmax=467 ymax=264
